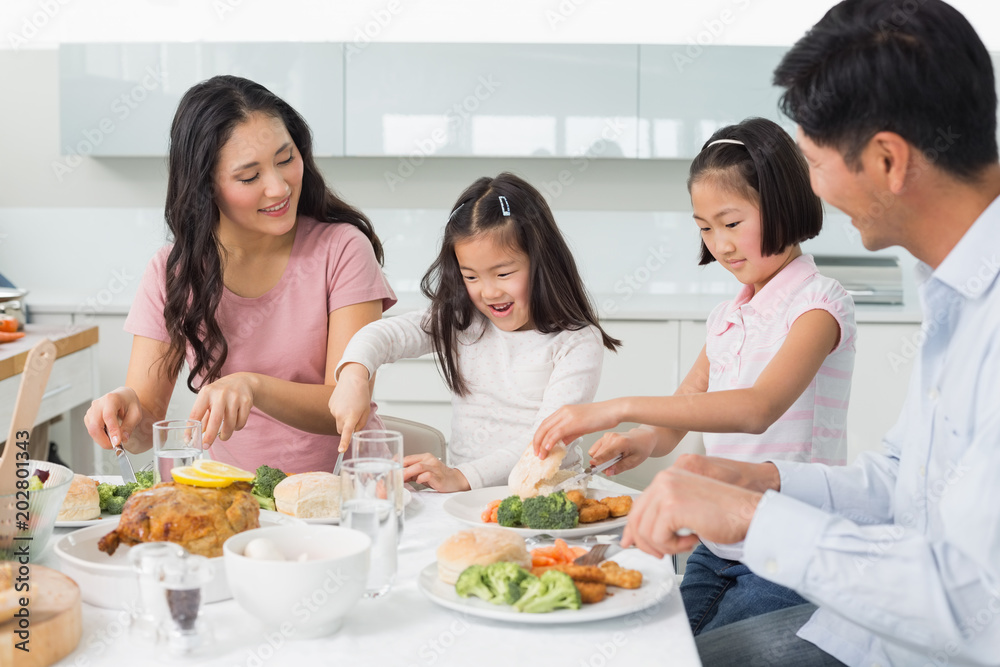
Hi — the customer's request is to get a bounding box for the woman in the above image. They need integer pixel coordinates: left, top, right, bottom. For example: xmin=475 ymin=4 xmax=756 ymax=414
xmin=84 ymin=75 xmax=395 ymax=474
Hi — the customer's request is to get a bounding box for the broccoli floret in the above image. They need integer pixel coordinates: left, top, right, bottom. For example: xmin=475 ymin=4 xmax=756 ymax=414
xmin=522 ymin=492 xmax=579 ymax=530
xmin=97 ymin=483 xmax=115 ymax=510
xmin=483 ymin=562 xmax=532 ymax=605
xmin=135 ymin=470 xmax=155 ymax=488
xmin=253 ymin=494 xmax=276 ymax=512
xmin=252 ymin=465 xmax=287 ymax=501
xmin=513 ymin=570 xmax=581 ymax=613
xmin=455 ymin=565 xmax=496 ymax=602
xmin=113 ymin=481 xmax=140 ymax=498
xmin=105 ymin=494 xmax=129 ymax=515
xmin=496 ymin=495 xmax=524 ymax=527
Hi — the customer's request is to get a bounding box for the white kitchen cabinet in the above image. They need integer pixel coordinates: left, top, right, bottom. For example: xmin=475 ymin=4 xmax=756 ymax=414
xmin=345 ymin=44 xmax=639 ymax=158
xmin=59 ymin=43 xmax=345 ymax=157
xmin=638 ymin=45 xmax=794 ymax=158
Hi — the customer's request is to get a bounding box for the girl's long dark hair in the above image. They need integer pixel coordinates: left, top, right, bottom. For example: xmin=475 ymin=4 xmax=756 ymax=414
xmin=164 ymin=75 xmax=383 ymax=391
xmin=420 ymin=172 xmax=620 ymax=396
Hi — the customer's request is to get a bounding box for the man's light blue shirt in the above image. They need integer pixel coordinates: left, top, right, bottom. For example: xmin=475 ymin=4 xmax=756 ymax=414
xmin=743 ymin=195 xmax=1000 ymax=666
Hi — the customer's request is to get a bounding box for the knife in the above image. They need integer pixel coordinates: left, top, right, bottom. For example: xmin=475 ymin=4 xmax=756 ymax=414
xmin=553 ymin=453 xmax=624 ymax=493
xmin=105 ymin=425 xmax=137 ymax=483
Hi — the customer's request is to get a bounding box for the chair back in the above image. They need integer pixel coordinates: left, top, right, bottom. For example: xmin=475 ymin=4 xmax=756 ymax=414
xmin=380 ymin=415 xmax=446 ymax=460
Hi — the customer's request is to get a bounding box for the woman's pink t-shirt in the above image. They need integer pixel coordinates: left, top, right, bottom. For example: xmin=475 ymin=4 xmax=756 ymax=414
xmin=125 ymin=216 xmax=397 ymax=474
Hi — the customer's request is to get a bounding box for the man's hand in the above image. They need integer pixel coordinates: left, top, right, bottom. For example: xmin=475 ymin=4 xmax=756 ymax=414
xmin=621 ymin=468 xmax=764 ymax=558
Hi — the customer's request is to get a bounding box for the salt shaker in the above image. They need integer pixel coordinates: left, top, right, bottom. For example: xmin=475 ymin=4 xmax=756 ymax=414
xmin=158 ymin=550 xmax=214 ymax=656
xmin=128 ymin=542 xmax=186 ymax=641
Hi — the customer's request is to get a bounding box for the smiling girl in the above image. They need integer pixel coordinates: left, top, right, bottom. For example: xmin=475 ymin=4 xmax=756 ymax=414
xmin=329 ymin=173 xmax=620 ymax=492
xmin=84 ymin=75 xmax=395 ymax=474
xmin=531 ymin=117 xmax=857 ymax=634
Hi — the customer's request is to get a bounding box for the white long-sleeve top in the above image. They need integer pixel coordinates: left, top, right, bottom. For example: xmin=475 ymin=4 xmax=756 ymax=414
xmin=337 ymin=309 xmax=606 ymax=489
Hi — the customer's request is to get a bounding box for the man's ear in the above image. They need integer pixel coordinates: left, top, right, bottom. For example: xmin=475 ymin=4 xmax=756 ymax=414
xmin=865 ymin=131 xmax=912 ymax=195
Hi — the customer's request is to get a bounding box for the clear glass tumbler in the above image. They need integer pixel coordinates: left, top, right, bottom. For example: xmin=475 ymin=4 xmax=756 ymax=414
xmin=339 ymin=457 xmax=399 ymax=598
xmin=152 ymin=420 xmax=203 ymax=484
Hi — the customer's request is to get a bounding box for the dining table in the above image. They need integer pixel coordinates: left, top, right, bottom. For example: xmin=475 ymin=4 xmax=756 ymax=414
xmin=36 ymin=477 xmax=703 ymax=667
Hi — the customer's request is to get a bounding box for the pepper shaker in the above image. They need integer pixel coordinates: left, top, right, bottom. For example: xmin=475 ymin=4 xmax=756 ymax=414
xmin=158 ymin=550 xmax=214 ymax=656
xmin=128 ymin=542 xmax=186 ymax=642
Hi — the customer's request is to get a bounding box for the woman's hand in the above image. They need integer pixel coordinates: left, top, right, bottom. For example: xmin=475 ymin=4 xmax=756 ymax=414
xmin=587 ymin=426 xmax=658 ymax=475
xmin=328 ymin=363 xmax=372 ymax=453
xmin=622 ymin=468 xmax=762 ymax=558
xmin=402 ymin=453 xmax=471 ymax=493
xmin=189 ymin=372 xmax=257 ymax=447
xmin=84 ymin=386 xmax=144 ymax=450
xmin=532 ymin=400 xmax=624 ymax=459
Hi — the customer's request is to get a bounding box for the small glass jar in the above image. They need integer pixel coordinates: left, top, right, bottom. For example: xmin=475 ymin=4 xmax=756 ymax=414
xmin=128 ymin=542 xmax=186 ymax=642
xmin=157 ymin=551 xmax=214 ymax=656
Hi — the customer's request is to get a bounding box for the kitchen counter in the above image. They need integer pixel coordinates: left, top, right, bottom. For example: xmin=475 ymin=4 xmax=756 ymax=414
xmin=0 ymin=325 xmax=98 ymax=381
xmin=38 ymin=478 xmax=703 ymax=667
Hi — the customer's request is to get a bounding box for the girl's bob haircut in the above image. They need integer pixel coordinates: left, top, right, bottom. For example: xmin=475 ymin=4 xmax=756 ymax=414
xmin=688 ymin=117 xmax=823 ymax=265
xmin=421 ymin=172 xmax=620 ymax=395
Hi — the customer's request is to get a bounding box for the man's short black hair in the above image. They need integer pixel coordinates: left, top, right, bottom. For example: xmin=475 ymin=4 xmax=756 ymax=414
xmin=774 ymin=0 xmax=997 ymax=180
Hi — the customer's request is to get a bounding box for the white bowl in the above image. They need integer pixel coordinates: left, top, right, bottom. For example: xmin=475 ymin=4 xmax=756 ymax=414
xmin=223 ymin=525 xmax=371 ymax=639
xmin=53 ymin=510 xmax=302 ymax=609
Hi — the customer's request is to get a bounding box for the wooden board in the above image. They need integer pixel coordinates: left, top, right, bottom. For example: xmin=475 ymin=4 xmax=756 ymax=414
xmin=0 ymin=564 xmax=82 ymax=667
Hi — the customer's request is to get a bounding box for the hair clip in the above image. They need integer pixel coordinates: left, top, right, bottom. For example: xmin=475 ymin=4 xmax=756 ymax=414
xmin=498 ymin=196 xmax=510 ymax=217
xmin=448 ymin=203 xmax=465 ymax=220
xmin=705 ymin=139 xmax=746 ymax=149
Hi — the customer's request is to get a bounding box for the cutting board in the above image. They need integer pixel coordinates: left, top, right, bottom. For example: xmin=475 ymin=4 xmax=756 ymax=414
xmin=0 ymin=564 xmax=81 ymax=667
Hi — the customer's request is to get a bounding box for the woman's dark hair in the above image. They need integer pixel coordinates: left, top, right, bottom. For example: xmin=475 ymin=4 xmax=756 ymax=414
xmin=420 ymin=172 xmax=620 ymax=395
xmin=773 ymin=0 xmax=997 ymax=180
xmin=164 ymin=75 xmax=383 ymax=391
xmin=688 ymin=117 xmax=823 ymax=265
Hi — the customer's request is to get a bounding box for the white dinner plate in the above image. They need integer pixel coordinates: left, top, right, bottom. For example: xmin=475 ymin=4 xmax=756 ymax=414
xmin=417 ymin=548 xmax=674 ymax=624
xmin=442 ymin=485 xmax=635 ymax=538
xmin=295 ymin=487 xmax=413 ymax=524
xmin=53 ymin=509 xmax=302 ymax=609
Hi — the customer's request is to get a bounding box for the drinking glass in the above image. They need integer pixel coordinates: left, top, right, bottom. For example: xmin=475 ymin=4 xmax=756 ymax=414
xmin=350 ymin=430 xmax=405 ymax=539
xmin=339 ymin=458 xmax=399 ymax=598
xmin=152 ymin=420 xmax=203 ymax=484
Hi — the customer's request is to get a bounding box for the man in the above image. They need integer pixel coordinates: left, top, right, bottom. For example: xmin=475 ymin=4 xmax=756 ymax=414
xmin=622 ymin=1 xmax=1000 ymax=664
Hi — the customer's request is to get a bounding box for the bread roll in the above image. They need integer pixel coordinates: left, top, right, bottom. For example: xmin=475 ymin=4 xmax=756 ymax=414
xmin=508 ymin=443 xmax=567 ymax=499
xmin=273 ymin=472 xmax=341 ymax=519
xmin=56 ymin=474 xmax=100 ymax=521
xmin=436 ymin=528 xmax=530 ymax=584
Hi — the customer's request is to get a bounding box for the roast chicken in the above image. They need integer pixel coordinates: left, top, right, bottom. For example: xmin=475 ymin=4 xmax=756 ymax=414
xmin=98 ymin=481 xmax=259 ymax=558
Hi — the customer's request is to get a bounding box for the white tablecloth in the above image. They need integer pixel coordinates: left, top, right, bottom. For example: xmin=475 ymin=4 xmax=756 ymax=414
xmin=38 ymin=479 xmax=702 ymax=667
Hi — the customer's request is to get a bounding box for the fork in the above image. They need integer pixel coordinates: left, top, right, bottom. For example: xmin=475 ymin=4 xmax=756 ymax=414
xmin=573 ymin=543 xmax=613 ymax=566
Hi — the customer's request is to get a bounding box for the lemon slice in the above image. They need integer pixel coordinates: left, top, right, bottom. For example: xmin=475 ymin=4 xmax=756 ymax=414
xmin=193 ymin=459 xmax=255 ymax=482
xmin=170 ymin=466 xmax=236 ymax=488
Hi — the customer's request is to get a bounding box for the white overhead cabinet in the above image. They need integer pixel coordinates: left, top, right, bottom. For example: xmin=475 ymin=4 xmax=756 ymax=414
xmin=638 ymin=45 xmax=793 ymax=158
xmin=58 ymin=43 xmax=345 ymax=157
xmin=343 ymin=44 xmax=640 ymax=158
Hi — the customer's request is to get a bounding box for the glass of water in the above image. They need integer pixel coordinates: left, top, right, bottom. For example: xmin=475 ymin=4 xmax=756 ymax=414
xmin=350 ymin=430 xmax=405 ymax=539
xmin=339 ymin=458 xmax=399 ymax=598
xmin=152 ymin=420 xmax=204 ymax=484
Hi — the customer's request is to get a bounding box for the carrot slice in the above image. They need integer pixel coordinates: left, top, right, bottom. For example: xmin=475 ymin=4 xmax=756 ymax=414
xmin=0 ymin=331 xmax=25 ymax=343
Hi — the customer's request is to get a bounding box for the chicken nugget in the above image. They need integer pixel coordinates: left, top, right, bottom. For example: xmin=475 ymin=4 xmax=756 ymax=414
xmin=552 ymin=564 xmax=606 ymax=583
xmin=580 ymin=497 xmax=600 ymax=507
xmin=599 ymin=495 xmax=633 ymax=517
xmin=578 ymin=502 xmax=611 ymax=523
xmin=565 ymin=490 xmax=586 ymax=508
xmin=600 ymin=561 xmax=643 ymax=589
xmin=574 ymin=580 xmax=607 ymax=604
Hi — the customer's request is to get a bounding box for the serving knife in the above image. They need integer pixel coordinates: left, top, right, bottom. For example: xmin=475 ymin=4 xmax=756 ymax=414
xmin=553 ymin=453 xmax=624 ymax=493
xmin=105 ymin=425 xmax=137 ymax=483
